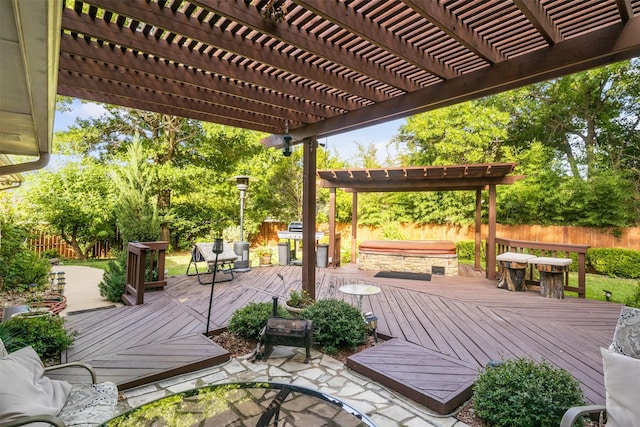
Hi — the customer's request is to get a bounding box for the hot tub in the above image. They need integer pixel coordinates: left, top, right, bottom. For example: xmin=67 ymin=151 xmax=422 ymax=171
xmin=358 ymin=240 xmax=458 ymax=276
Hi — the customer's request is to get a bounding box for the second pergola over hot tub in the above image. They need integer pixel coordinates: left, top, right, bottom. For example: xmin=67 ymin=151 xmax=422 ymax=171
xmin=317 ymin=163 xmax=524 ymax=280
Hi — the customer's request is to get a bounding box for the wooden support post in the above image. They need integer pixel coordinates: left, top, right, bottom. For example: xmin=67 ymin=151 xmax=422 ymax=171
xmin=351 ymin=192 xmax=358 ymax=264
xmin=474 ymin=189 xmax=482 ymax=271
xmin=301 ymin=137 xmax=317 ymax=299
xmin=329 ymin=187 xmax=336 ymax=267
xmin=486 ymin=185 xmax=497 ymax=280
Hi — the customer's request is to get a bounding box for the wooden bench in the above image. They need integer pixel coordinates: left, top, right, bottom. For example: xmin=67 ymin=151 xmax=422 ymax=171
xmin=358 ymin=240 xmax=458 ymax=276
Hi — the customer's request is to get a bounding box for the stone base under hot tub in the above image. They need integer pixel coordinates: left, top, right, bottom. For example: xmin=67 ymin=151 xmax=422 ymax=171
xmin=358 ymin=240 xmax=458 ymax=276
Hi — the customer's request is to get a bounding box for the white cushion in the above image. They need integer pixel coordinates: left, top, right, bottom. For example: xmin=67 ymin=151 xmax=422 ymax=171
xmin=0 ymin=346 xmax=72 ymax=424
xmin=609 ymin=306 xmax=640 ymax=359
xmin=496 ymin=252 xmax=536 ymax=262
xmin=59 ymin=382 xmax=119 ymax=426
xmin=528 ymin=256 xmax=572 ymax=266
xmin=601 ymin=347 xmax=640 ymax=427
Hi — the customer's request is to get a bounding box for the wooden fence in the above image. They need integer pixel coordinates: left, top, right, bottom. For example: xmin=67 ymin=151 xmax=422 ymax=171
xmin=29 ymin=234 xmax=111 ymax=259
xmin=257 ymin=222 xmax=639 ymax=251
xmin=29 ymin=223 xmax=638 ymax=259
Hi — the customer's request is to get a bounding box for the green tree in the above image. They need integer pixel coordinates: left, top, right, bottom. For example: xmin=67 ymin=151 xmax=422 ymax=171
xmin=112 ymin=137 xmax=160 ymax=245
xmin=394 ymin=101 xmax=510 ymax=165
xmin=24 ymin=160 xmax=115 ymax=259
xmin=54 ymin=101 xmax=267 ymax=248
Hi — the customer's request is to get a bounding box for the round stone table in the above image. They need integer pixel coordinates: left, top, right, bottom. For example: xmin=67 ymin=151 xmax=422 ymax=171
xmin=103 ymin=382 xmax=376 ymax=426
xmin=339 ymin=284 xmax=381 ymax=312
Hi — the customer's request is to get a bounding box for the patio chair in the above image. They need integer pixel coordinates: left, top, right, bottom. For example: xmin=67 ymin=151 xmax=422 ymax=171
xmin=560 ymin=306 xmax=640 ymax=427
xmin=186 ymin=241 xmax=238 ymax=285
xmin=0 ymin=338 xmax=118 ymax=426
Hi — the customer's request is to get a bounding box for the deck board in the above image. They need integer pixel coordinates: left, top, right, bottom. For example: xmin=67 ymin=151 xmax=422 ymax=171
xmin=60 ymin=263 xmax=621 ymax=412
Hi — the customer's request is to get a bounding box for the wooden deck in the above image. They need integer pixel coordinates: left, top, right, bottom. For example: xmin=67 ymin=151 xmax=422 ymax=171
xmin=59 ymin=263 xmax=622 ymax=414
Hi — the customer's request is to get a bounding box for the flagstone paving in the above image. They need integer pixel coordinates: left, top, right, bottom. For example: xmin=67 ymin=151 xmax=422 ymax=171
xmin=116 ymin=346 xmax=471 ymax=427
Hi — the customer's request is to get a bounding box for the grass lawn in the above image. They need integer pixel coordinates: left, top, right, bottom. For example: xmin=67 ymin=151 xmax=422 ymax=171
xmin=65 ymin=253 xmax=193 ymax=277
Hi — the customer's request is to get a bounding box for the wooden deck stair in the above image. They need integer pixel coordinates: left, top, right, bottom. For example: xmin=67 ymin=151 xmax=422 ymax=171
xmin=347 ymin=338 xmax=478 ymax=414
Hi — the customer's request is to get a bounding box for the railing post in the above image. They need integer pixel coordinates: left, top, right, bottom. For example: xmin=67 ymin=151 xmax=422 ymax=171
xmin=122 ymin=242 xmax=149 ymax=306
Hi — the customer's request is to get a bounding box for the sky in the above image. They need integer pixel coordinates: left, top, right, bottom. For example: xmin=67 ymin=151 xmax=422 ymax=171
xmin=53 ymin=100 xmax=406 ymax=165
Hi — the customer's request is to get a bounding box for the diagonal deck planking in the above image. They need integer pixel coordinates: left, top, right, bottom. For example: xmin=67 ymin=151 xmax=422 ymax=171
xmin=60 ymin=263 xmax=621 ymax=413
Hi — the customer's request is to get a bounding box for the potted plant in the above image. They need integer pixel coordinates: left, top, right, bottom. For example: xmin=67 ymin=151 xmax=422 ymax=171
xmin=283 ymin=289 xmax=314 ymax=315
xmin=257 ymin=246 xmax=273 ymax=266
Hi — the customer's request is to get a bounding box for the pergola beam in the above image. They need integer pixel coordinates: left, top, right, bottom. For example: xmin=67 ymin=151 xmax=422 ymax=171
xmin=319 ymin=176 xmax=524 ymax=192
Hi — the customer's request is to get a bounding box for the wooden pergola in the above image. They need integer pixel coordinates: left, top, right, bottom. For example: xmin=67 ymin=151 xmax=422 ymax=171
xmin=318 ymin=163 xmax=524 ymax=286
xmin=2 ymin=0 xmax=640 ymax=296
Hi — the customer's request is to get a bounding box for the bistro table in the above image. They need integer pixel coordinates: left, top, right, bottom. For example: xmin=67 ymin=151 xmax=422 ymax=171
xmin=101 ymin=382 xmax=376 ymax=426
xmin=340 ymin=284 xmax=381 ymax=312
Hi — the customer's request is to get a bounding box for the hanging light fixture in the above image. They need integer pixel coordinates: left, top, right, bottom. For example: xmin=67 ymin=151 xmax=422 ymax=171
xmin=282 ymin=120 xmax=292 ymax=157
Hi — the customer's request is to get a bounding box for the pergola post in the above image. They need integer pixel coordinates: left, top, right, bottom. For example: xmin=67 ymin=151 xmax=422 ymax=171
xmin=351 ymin=192 xmax=358 ymax=264
xmin=475 ymin=190 xmax=482 ymax=271
xmin=486 ymin=184 xmax=497 ymax=279
xmin=328 ymin=187 xmax=336 ymax=267
xmin=302 ymin=137 xmax=317 ymax=298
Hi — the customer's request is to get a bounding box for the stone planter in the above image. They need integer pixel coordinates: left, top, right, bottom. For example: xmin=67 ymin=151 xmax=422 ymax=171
xmin=259 ymin=254 xmax=272 ymax=266
xmin=282 ymin=300 xmax=311 ymax=316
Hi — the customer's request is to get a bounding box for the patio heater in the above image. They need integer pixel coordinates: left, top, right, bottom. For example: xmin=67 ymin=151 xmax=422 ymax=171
xmin=233 ymin=175 xmax=251 ymax=272
xmin=205 ymin=238 xmax=224 ymax=335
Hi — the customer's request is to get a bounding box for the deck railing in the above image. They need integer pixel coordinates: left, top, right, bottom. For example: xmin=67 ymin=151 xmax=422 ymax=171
xmin=122 ymin=241 xmax=169 ymax=306
xmin=495 ymin=238 xmax=589 ymax=298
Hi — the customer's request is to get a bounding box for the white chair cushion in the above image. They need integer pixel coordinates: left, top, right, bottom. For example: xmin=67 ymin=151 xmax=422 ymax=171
xmin=0 ymin=346 xmax=71 ymax=424
xmin=609 ymin=306 xmax=640 ymax=359
xmin=601 ymin=347 xmax=640 ymax=427
xmin=59 ymin=381 xmax=119 ymax=426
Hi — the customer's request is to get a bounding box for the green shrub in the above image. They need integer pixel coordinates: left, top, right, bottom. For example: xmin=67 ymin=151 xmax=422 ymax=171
xmin=473 ymin=358 xmax=584 ymax=427
xmin=624 ymin=282 xmax=640 ymax=308
xmin=40 ymin=249 xmax=61 ymax=260
xmin=228 ymin=302 xmax=290 ymax=340
xmin=0 ymin=223 xmax=50 ymax=290
xmin=587 ymin=248 xmax=640 ymax=279
xmin=456 ymin=240 xmax=486 ymax=261
xmin=99 ymin=253 xmax=126 ymax=302
xmin=0 ymin=316 xmax=75 ymax=361
xmin=300 ymin=299 xmax=368 ymax=354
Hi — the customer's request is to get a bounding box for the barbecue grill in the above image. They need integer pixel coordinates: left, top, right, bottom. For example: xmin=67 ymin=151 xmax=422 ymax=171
xmin=288 ymin=221 xmax=303 ymax=232
xmin=256 ymin=297 xmax=313 ymax=364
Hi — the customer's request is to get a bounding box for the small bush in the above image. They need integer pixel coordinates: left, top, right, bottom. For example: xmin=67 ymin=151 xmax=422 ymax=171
xmin=587 ymin=248 xmax=640 ymax=279
xmin=456 ymin=240 xmax=486 ymax=261
xmin=0 ymin=316 xmax=75 ymax=361
xmin=625 ymin=282 xmax=640 ymax=308
xmin=40 ymin=249 xmax=61 ymax=260
xmin=99 ymin=253 xmax=126 ymax=302
xmin=228 ymin=302 xmax=290 ymax=340
xmin=473 ymin=358 xmax=584 ymax=427
xmin=300 ymin=299 xmax=368 ymax=354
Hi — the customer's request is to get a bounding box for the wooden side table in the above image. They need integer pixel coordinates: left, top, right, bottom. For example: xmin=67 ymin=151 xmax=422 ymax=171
xmin=496 ymin=252 xmax=537 ymax=292
xmin=529 ymin=257 xmax=572 ymax=299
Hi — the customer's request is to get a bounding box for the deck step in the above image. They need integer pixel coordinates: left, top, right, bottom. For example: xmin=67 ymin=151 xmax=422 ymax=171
xmin=346 ymin=338 xmax=479 ymax=414
xmin=50 ymin=333 xmax=229 ymax=390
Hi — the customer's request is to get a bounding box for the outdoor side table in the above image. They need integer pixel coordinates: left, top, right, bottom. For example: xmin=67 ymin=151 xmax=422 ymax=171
xmin=496 ymin=252 xmax=537 ymax=292
xmin=340 ymin=284 xmax=381 ymax=312
xmin=528 ymin=257 xmax=572 ymax=299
